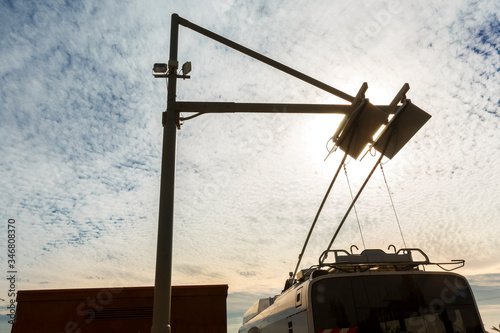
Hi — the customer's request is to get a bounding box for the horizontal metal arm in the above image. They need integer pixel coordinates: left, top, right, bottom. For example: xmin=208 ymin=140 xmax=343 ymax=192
xmin=176 ymin=101 xmax=397 ymax=115
xmin=177 ymin=16 xmax=355 ymax=103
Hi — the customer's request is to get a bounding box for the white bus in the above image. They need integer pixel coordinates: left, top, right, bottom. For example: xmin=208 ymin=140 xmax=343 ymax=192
xmin=239 ymin=248 xmax=484 ymax=333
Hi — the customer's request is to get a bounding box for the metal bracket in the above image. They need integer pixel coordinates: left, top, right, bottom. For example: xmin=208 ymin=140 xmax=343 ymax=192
xmin=153 ymin=72 xmax=191 ymax=80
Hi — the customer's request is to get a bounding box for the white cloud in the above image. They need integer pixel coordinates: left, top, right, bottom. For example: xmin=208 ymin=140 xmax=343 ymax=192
xmin=1 ymin=0 xmax=499 ymax=330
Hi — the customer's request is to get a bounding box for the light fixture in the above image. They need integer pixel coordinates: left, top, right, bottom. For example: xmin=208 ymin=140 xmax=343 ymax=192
xmin=182 ymin=61 xmax=191 ymax=75
xmin=153 ymin=63 xmax=168 ymax=73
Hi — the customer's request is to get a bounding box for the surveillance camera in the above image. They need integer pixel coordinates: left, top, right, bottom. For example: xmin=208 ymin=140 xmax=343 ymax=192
xmin=153 ymin=63 xmax=168 ymax=73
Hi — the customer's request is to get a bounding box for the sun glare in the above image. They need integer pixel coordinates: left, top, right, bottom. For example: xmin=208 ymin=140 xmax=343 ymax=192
xmin=305 ymin=114 xmax=344 ymax=161
xmin=303 ymin=112 xmax=388 ymax=183
xmin=302 ymin=89 xmax=397 ymax=163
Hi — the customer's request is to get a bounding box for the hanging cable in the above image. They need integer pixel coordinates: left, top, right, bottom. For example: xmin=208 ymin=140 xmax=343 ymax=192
xmin=325 ymin=127 xmax=396 ymax=252
xmin=344 ymin=164 xmax=366 ymax=249
xmin=325 ymin=150 xmax=384 ymax=252
xmin=380 ymin=163 xmax=407 ymax=248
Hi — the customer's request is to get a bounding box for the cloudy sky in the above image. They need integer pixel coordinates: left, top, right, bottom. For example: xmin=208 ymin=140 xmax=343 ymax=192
xmin=1 ymin=0 xmax=499 ymax=332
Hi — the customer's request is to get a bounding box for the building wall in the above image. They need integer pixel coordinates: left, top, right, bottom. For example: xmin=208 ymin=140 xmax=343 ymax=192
xmin=11 ymin=285 xmax=228 ymax=333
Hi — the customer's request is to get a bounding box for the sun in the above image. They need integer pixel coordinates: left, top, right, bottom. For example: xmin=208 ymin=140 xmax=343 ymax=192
xmin=304 ymin=114 xmax=345 ymax=161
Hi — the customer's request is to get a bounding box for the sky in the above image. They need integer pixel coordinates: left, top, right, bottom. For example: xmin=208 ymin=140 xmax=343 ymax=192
xmin=0 ymin=0 xmax=499 ymax=332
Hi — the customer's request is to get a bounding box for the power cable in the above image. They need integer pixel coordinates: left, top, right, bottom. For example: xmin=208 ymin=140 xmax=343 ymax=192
xmin=380 ymin=163 xmax=407 ymax=248
xmin=343 ymin=164 xmax=366 ymax=249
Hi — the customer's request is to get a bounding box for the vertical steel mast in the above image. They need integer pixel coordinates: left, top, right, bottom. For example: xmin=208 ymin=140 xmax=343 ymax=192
xmin=150 ymin=14 xmax=179 ymax=333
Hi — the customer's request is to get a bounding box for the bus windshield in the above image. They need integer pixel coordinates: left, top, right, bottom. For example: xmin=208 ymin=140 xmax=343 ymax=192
xmin=311 ymin=273 xmax=483 ymax=333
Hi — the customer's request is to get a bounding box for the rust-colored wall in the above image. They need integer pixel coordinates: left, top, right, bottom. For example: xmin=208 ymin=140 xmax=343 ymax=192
xmin=11 ymin=285 xmax=228 ymax=333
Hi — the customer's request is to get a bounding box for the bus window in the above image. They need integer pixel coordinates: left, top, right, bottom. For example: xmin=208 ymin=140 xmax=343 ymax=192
xmin=312 ymin=279 xmax=357 ymax=331
xmin=311 ymin=274 xmax=483 ymax=333
xmin=446 ymin=309 xmax=466 ymax=332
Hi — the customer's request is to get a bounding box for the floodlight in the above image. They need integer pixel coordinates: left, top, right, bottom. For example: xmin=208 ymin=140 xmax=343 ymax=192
xmin=153 ymin=63 xmax=168 ymax=73
xmin=372 ymin=99 xmax=431 ymax=159
xmin=182 ymin=61 xmax=192 ymax=75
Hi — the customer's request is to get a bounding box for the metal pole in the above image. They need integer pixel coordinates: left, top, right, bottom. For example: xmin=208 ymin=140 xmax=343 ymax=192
xmin=291 ymin=149 xmax=349 ymax=282
xmin=151 ymin=13 xmax=179 ymax=333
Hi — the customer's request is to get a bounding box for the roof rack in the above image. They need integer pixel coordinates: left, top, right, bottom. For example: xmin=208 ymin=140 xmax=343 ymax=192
xmin=317 ymin=247 xmax=464 ymax=273
xmin=285 ymin=247 xmax=466 ymax=290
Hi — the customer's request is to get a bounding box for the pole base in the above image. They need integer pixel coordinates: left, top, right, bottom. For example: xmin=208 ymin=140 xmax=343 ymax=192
xmin=151 ymin=324 xmax=171 ymax=333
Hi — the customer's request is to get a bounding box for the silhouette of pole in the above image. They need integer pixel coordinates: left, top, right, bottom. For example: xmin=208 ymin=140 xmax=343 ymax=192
xmin=151 ymin=13 xmax=179 ymax=333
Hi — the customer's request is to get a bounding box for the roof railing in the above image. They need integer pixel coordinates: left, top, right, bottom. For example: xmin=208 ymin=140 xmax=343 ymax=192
xmin=315 ymin=247 xmax=464 ymax=273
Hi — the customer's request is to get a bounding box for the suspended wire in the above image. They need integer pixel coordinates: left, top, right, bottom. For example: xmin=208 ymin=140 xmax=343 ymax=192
xmin=324 ymin=137 xmax=336 ymax=160
xmin=369 ymin=146 xmax=377 ymax=157
xmin=344 ymin=155 xmax=353 ymax=166
xmin=380 ymin=163 xmax=407 ymax=248
xmin=326 ymin=150 xmax=384 ymax=252
xmin=344 ymin=164 xmax=366 ymax=249
xmin=325 ymin=127 xmax=396 ymax=252
xmin=324 ymin=114 xmax=359 ymax=162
